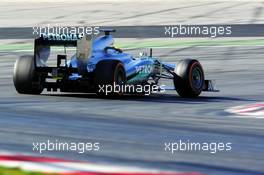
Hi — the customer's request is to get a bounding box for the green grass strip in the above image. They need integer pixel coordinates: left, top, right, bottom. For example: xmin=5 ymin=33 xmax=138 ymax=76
xmin=0 ymin=166 xmax=56 ymax=175
xmin=0 ymin=39 xmax=263 ymax=52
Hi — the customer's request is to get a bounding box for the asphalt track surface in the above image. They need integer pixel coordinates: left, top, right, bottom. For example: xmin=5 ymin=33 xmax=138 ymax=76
xmin=1 ymin=46 xmax=264 ymax=175
xmin=1 ymin=1 xmax=264 ymax=175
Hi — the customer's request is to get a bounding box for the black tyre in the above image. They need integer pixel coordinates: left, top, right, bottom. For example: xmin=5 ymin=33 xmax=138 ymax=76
xmin=174 ymin=59 xmax=204 ymax=97
xmin=94 ymin=60 xmax=126 ymax=96
xmin=13 ymin=55 xmax=43 ymax=94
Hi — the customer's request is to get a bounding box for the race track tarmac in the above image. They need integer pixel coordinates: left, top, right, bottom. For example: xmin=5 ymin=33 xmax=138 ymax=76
xmin=1 ymin=0 xmax=264 ymax=174
xmin=0 ymin=46 xmax=264 ymax=175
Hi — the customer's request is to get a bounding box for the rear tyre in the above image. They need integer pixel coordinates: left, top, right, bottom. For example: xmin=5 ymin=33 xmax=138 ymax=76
xmin=94 ymin=60 xmax=126 ymax=96
xmin=13 ymin=55 xmax=43 ymax=94
xmin=174 ymin=59 xmax=204 ymax=97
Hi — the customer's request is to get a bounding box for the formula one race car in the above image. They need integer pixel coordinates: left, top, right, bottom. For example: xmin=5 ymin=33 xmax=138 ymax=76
xmin=13 ymin=29 xmax=218 ymax=97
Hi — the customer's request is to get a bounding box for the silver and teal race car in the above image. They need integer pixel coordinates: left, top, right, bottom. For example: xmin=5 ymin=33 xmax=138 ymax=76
xmin=13 ymin=29 xmax=218 ymax=97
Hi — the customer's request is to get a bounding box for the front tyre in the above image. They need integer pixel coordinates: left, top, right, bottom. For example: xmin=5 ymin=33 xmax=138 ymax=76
xmin=174 ymin=59 xmax=204 ymax=97
xmin=13 ymin=55 xmax=43 ymax=94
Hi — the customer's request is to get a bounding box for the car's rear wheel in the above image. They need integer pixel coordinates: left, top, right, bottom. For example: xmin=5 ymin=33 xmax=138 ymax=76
xmin=13 ymin=55 xmax=44 ymax=94
xmin=94 ymin=60 xmax=126 ymax=96
xmin=173 ymin=59 xmax=204 ymax=97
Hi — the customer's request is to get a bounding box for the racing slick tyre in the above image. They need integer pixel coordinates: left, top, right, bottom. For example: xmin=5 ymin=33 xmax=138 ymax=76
xmin=13 ymin=55 xmax=44 ymax=94
xmin=173 ymin=59 xmax=204 ymax=97
xmin=95 ymin=60 xmax=126 ymax=96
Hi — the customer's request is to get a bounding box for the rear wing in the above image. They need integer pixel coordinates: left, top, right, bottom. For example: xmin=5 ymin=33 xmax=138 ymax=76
xmin=34 ymin=34 xmax=83 ymax=47
xmin=34 ymin=34 xmax=92 ymax=70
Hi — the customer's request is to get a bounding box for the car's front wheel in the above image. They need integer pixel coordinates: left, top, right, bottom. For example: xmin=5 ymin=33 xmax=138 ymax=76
xmin=173 ymin=59 xmax=204 ymax=97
